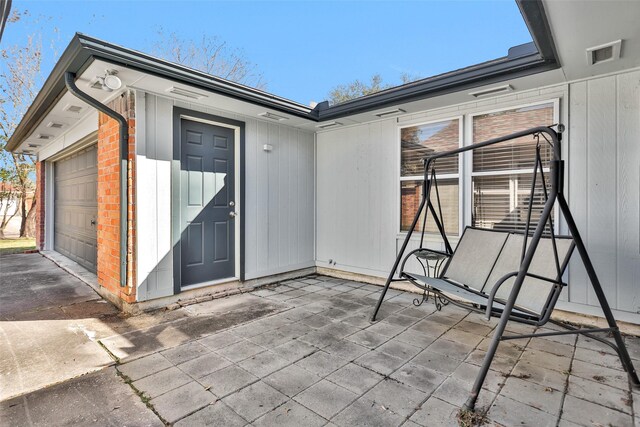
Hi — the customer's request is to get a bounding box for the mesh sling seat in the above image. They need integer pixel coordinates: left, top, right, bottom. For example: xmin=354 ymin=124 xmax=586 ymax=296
xmin=370 ymin=125 xmax=640 ymax=412
xmin=402 ymin=227 xmax=575 ymax=324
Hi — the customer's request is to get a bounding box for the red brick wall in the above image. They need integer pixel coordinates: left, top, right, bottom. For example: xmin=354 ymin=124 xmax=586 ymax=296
xmin=97 ymin=91 xmax=136 ymax=304
xmin=35 ymin=161 xmax=45 ymax=250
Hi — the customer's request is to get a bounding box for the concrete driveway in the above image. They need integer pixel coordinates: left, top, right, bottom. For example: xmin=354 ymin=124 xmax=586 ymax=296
xmin=0 ymin=253 xmax=117 ymax=400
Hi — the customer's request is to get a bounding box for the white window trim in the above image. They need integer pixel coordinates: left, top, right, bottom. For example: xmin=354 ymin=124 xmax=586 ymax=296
xmin=468 ymin=98 xmax=561 ymax=233
xmin=397 ymin=115 xmax=463 ymax=237
xmin=397 ymin=98 xmax=562 ymax=241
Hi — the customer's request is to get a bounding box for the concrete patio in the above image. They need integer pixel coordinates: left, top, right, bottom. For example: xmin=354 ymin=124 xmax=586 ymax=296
xmin=110 ymin=276 xmax=640 ymax=426
xmin=2 ymin=255 xmax=639 ymax=426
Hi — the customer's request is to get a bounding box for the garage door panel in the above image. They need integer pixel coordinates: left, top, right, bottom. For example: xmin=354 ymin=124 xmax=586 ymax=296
xmin=55 ymin=145 xmax=98 ymax=273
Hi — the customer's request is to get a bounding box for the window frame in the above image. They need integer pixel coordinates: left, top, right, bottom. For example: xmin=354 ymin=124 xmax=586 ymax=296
xmin=397 ymin=98 xmax=561 ymax=239
xmin=468 ymin=98 xmax=560 ymax=233
xmin=397 ymin=115 xmax=464 ymax=236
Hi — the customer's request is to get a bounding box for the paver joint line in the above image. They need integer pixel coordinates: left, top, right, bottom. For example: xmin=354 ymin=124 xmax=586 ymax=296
xmin=6 ymin=268 xmax=638 ymax=427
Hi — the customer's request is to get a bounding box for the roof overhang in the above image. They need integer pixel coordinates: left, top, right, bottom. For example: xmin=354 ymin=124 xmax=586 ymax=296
xmin=6 ymin=0 xmax=560 ymax=152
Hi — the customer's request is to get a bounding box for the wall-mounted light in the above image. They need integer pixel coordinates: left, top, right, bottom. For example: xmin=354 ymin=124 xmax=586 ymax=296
xmin=95 ymin=69 xmax=122 ymax=92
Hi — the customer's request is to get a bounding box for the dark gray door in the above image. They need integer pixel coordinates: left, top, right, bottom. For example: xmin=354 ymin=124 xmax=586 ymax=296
xmin=180 ymin=119 xmax=235 ymax=286
xmin=54 ymin=145 xmax=98 ymax=272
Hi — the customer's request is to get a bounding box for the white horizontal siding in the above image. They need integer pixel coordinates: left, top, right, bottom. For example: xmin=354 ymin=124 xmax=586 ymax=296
xmin=136 ymin=92 xmax=315 ymax=301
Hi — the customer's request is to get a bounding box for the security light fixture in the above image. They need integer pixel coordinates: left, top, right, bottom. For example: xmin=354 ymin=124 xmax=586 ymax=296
xmin=469 ymin=84 xmax=513 ymax=98
xmin=315 ymin=121 xmax=343 ymax=129
xmin=375 ymin=108 xmax=406 ymax=118
xmin=95 ymin=69 xmax=122 ymax=92
xmin=259 ymin=112 xmax=288 ymax=121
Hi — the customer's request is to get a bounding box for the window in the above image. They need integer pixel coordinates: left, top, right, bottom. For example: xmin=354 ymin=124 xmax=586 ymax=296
xmin=399 ymin=101 xmax=557 ymax=238
xmin=400 ymin=118 xmax=460 ymax=235
xmin=471 ymin=102 xmax=555 ymax=233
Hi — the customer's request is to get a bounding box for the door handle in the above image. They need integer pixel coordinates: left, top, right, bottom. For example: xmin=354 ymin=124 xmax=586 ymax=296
xmin=229 ymin=211 xmax=237 ymax=218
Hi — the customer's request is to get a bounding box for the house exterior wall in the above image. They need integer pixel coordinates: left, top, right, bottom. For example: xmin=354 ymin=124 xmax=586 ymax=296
xmin=316 ymin=68 xmax=640 ymax=323
xmin=562 ymin=70 xmax=640 ymax=320
xmin=96 ymin=91 xmax=136 ymax=303
xmin=135 ymin=92 xmax=315 ymax=301
xmin=35 ymin=162 xmax=45 ymax=249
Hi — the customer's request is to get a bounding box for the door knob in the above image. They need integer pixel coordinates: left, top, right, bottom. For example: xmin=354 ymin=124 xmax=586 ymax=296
xmin=229 ymin=211 xmax=237 ymax=218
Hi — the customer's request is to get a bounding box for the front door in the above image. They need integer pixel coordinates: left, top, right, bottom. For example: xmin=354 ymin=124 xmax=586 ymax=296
xmin=180 ymin=119 xmax=235 ymax=287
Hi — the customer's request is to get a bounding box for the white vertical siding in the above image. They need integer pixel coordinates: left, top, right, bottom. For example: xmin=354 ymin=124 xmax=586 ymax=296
xmin=564 ymin=70 xmax=640 ymax=317
xmin=316 ymin=73 xmax=640 ymax=322
xmin=316 ymin=120 xmax=398 ymax=277
xmin=136 ymin=92 xmax=315 ymax=301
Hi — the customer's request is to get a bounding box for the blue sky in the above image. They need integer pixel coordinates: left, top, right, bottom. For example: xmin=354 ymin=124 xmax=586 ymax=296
xmin=4 ymin=0 xmax=532 ymax=105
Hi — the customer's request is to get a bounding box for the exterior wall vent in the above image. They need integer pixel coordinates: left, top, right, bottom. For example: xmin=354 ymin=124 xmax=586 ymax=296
xmin=469 ymin=84 xmax=513 ymax=98
xmin=259 ymin=112 xmax=288 ymax=121
xmin=36 ymin=134 xmax=52 ymax=140
xmin=28 ymin=143 xmax=41 ymax=148
xmin=586 ymin=40 xmax=622 ymax=65
xmin=46 ymin=121 xmax=65 ymax=129
xmin=63 ymin=104 xmax=83 ymax=113
xmin=375 ymin=108 xmax=406 ymax=118
xmin=316 ymin=121 xmax=343 ymax=129
xmin=167 ymin=86 xmax=208 ymax=100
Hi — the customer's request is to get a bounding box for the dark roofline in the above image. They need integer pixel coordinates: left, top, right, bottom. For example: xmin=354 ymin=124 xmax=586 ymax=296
xmin=0 ymin=0 xmax=11 ymax=42
xmin=7 ymin=0 xmax=560 ymax=152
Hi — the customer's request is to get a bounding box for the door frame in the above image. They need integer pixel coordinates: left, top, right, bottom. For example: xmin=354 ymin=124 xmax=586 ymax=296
xmin=172 ymin=107 xmax=245 ymax=293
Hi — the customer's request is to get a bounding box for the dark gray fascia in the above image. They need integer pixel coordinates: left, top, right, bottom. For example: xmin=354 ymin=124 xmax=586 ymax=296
xmin=5 ymin=33 xmax=316 ymax=152
xmin=316 ymin=42 xmax=558 ymax=121
xmin=6 ymin=34 xmax=93 ymax=151
xmin=0 ymin=0 xmax=11 ymax=42
xmin=77 ymin=34 xmax=315 ymax=119
xmin=7 ymin=0 xmax=560 ymax=151
xmin=516 ymin=0 xmax=559 ymax=62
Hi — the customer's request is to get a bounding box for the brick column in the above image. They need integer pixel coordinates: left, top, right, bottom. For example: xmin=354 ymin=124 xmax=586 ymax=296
xmin=96 ymin=90 xmax=136 ymax=304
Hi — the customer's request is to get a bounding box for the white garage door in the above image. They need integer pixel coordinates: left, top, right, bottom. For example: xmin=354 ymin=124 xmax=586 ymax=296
xmin=54 ymin=145 xmax=98 ymax=272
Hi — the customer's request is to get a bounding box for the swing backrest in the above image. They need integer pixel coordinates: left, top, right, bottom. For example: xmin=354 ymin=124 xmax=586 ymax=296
xmin=442 ymin=227 xmax=510 ymax=292
xmin=482 ymin=233 xmax=575 ymax=316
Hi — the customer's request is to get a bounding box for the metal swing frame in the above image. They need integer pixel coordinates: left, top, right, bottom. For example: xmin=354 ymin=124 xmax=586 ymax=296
xmin=370 ymin=125 xmax=640 ymax=411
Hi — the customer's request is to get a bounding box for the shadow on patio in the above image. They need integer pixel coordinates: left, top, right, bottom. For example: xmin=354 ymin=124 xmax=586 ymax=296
xmin=111 ymin=275 xmax=640 ymax=426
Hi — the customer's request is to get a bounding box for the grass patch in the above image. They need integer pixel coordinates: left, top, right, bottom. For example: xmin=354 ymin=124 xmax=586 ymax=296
xmin=0 ymin=238 xmax=36 ymax=255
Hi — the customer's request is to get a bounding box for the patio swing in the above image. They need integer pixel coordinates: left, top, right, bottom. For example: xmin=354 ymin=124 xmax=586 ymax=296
xmin=370 ymin=125 xmax=640 ymax=411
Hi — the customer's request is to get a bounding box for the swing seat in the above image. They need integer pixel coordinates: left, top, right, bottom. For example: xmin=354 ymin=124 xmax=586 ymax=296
xmin=402 ymin=227 xmax=575 ymax=325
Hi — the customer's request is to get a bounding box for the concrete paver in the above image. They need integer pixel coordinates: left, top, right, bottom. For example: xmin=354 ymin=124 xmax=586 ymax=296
xmin=174 ymin=402 xmax=246 ymax=427
xmin=150 ymin=381 xmax=215 ymax=423
xmin=4 ymin=267 xmax=639 ymax=426
xmin=0 ymin=367 xmax=161 ymax=426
